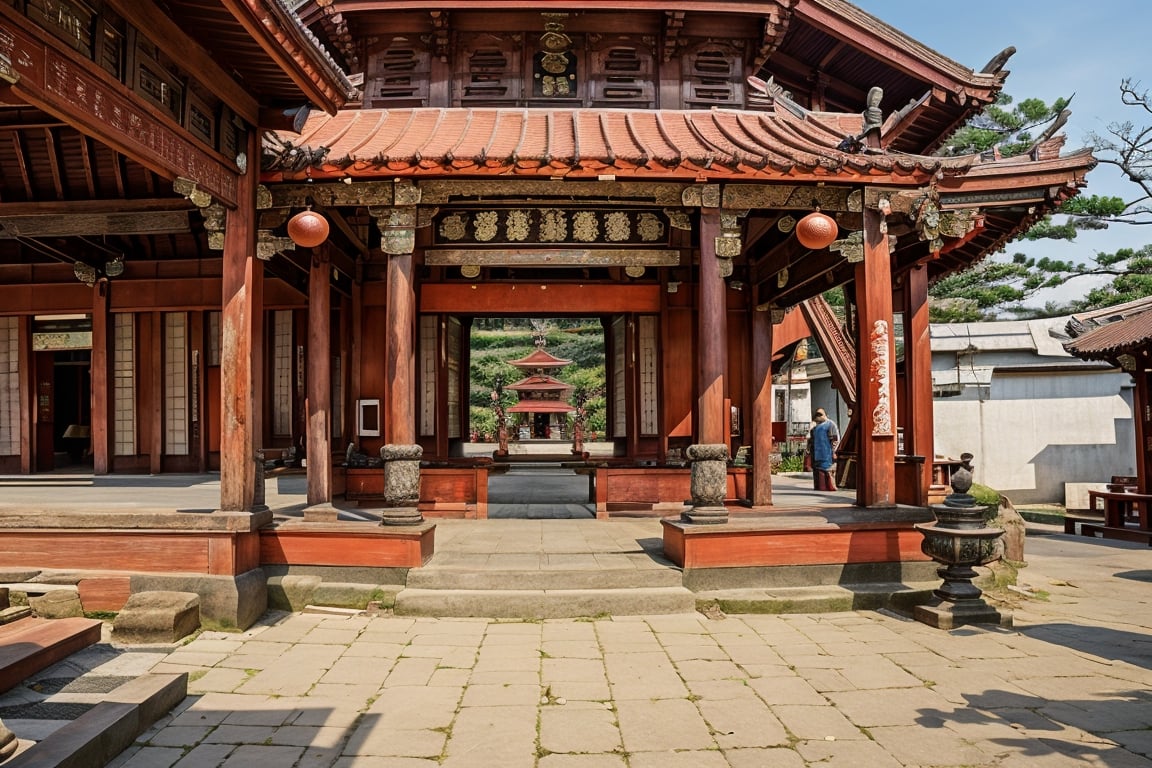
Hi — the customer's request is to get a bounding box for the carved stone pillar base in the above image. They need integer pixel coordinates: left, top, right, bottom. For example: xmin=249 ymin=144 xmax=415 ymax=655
xmin=682 ymin=443 xmax=730 ymax=525
xmin=380 ymin=507 xmax=425 ymax=527
xmin=681 ymin=506 xmax=729 ymax=525
xmin=252 ymin=450 xmax=268 ymax=511
xmin=380 ymin=444 xmax=423 ymax=526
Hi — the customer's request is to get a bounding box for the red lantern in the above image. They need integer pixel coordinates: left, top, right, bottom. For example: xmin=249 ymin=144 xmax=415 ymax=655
xmin=287 ymin=209 xmax=330 ymax=248
xmin=795 ymin=210 xmax=838 ymax=250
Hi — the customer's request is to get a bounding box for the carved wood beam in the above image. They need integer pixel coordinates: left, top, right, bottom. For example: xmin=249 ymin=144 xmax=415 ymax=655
xmin=0 ymin=211 xmax=190 ymax=238
xmin=102 ymin=0 xmax=259 ymax=126
xmin=419 ymin=179 xmax=686 ymax=205
xmin=425 ymin=249 xmax=680 ymax=267
xmin=756 ymin=247 xmax=846 ymax=309
xmin=0 ymin=6 xmax=240 ymax=207
xmin=264 ymin=181 xmax=397 ymax=208
xmin=0 ymin=198 xmax=194 ymax=216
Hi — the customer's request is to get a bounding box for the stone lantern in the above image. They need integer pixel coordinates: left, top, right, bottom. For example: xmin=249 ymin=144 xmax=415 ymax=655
xmin=914 ymin=456 xmax=1011 ymax=629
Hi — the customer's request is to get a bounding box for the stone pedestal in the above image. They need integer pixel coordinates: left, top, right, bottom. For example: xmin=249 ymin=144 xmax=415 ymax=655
xmin=380 ymin=444 xmax=424 ymax=526
xmin=253 ymin=450 xmax=268 ymax=511
xmin=682 ymin=444 xmax=729 ymax=524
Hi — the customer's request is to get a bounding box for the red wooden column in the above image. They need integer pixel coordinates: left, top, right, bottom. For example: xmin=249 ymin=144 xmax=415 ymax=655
xmin=854 ymin=205 xmax=897 ymax=507
xmin=1136 ymin=368 xmax=1151 ymax=495
xmin=698 ymin=209 xmax=728 ymax=445
xmin=219 ymin=132 xmax=262 ymax=512
xmin=307 ymin=245 xmax=332 ymax=505
xmin=90 ymin=282 xmax=110 ymax=474
xmin=903 ymin=264 xmax=933 ymax=504
xmin=751 ymin=306 xmax=774 ymax=505
xmin=386 ymin=251 xmax=416 ymax=445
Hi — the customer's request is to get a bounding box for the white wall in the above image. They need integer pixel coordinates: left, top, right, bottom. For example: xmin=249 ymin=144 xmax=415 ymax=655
xmin=933 ymin=370 xmax=1135 ymax=504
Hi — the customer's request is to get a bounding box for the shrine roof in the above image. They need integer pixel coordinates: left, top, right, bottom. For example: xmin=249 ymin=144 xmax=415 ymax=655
xmin=1064 ymin=296 xmax=1152 ymax=361
xmin=508 ymin=401 xmax=577 ymax=413
xmin=508 ymin=348 xmax=574 ymax=369
xmin=168 ymin=0 xmax=358 ymax=113
xmin=506 ymin=375 xmax=575 ymax=392
xmin=263 ymin=106 xmax=978 ymax=181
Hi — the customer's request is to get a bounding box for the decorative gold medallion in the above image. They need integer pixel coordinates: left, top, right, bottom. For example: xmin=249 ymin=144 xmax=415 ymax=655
xmin=541 ymin=51 xmax=568 ymax=73
xmin=474 ymin=211 xmax=499 ymax=242
xmin=637 ymin=213 xmax=664 ymax=242
xmin=506 ymin=210 xmax=530 ymax=241
xmin=625 ymin=265 xmax=645 ymax=278
xmin=539 ymin=210 xmax=568 ymax=241
xmin=461 ymin=265 xmax=481 ymax=278
xmin=439 ymin=214 xmax=467 ymax=241
xmin=573 ymin=211 xmax=599 ymax=241
xmin=777 ymin=215 xmax=796 ymax=233
xmin=606 ymin=212 xmax=631 ymax=242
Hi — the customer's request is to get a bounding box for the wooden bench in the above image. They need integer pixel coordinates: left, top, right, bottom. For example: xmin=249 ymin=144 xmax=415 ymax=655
xmin=1087 ymin=489 xmax=1152 ymax=530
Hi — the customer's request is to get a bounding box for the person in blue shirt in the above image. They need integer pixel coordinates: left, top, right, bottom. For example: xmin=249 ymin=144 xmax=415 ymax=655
xmin=808 ymin=408 xmax=840 ymax=491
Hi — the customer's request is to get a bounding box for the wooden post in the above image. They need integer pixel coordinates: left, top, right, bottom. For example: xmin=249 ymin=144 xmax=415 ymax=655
xmin=854 ymin=205 xmax=897 ymax=507
xmin=219 ymin=131 xmax=261 ymax=512
xmin=19 ymin=316 xmax=32 ymax=475
xmin=698 ymin=209 xmax=727 ymax=445
xmin=751 ymin=306 xmax=774 ymax=506
xmin=386 ymin=251 xmax=416 ymax=444
xmin=1136 ymin=368 xmax=1150 ymax=496
xmin=903 ymin=264 xmax=933 ymax=504
xmin=307 ymin=245 xmax=332 ymax=505
xmin=90 ymin=282 xmax=110 ymax=474
xmin=149 ymin=311 xmax=163 ymax=476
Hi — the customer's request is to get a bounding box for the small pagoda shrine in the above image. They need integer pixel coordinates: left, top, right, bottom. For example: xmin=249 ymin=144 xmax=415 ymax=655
xmin=504 ymin=341 xmax=577 ymax=441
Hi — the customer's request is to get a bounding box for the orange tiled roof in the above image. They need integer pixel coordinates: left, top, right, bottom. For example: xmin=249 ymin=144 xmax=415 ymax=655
xmin=1064 ymin=296 xmax=1152 ymax=361
xmin=263 ymin=107 xmax=975 ymax=180
xmin=508 ymin=348 xmax=573 ymax=369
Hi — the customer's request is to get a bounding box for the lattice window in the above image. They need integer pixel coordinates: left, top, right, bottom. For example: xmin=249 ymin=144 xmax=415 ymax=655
xmin=446 ymin=318 xmax=461 ymax=439
xmin=682 ymin=45 xmax=744 ymax=108
xmin=365 ymin=41 xmax=431 ymax=108
xmin=272 ymin=311 xmax=293 ymax=437
xmin=638 ymin=316 xmax=658 ymax=435
xmin=113 ymin=314 xmax=136 ymax=456
xmin=419 ymin=315 xmax=437 ymax=437
xmin=164 ymin=313 xmax=188 ymax=456
xmin=612 ymin=316 xmax=627 ymax=437
xmin=0 ymin=317 xmax=19 ymax=456
xmin=591 ymin=41 xmax=654 ymax=107
xmin=453 ymin=33 xmax=523 ymax=106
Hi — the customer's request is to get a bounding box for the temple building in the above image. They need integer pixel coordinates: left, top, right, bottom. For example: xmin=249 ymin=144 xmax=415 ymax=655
xmin=505 ymin=345 xmax=577 ymax=441
xmin=0 ymin=0 xmax=1099 ymax=625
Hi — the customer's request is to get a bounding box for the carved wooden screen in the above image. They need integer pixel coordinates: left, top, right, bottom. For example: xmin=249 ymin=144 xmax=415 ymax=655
xmin=272 ymin=310 xmax=293 ymax=438
xmin=612 ymin=316 xmax=627 ymax=437
xmin=163 ymin=313 xmax=188 ymax=455
xmin=420 ymin=315 xmax=437 ymax=437
xmin=113 ymin=313 xmax=135 ymax=456
xmin=681 ymin=43 xmax=745 ymax=109
xmin=456 ymin=35 xmax=522 ymax=107
xmin=365 ymin=39 xmax=432 ymax=108
xmin=446 ymin=317 xmax=462 ymax=439
xmin=638 ymin=315 xmax=658 ymax=435
xmin=590 ymin=38 xmax=655 ymax=109
xmin=0 ymin=317 xmax=19 ymax=456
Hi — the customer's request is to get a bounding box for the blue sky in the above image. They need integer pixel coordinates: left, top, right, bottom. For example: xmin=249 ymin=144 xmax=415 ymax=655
xmin=856 ymin=1 xmax=1149 ymax=308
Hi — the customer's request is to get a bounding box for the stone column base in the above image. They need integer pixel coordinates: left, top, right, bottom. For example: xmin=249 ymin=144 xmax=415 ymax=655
xmin=380 ymin=507 xmax=424 ymax=526
xmin=681 ymin=505 xmax=729 ymax=525
xmin=0 ymin=719 xmax=17 ymax=761
xmin=914 ymin=599 xmax=1012 ymax=630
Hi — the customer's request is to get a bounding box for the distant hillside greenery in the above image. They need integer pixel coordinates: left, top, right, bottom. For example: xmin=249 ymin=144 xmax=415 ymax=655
xmin=469 ymin=319 xmax=606 ymax=440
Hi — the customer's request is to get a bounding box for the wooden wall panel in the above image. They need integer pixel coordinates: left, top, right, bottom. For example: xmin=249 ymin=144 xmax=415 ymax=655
xmin=0 ymin=532 xmax=211 ymax=572
xmin=662 ymin=306 xmax=694 ymax=438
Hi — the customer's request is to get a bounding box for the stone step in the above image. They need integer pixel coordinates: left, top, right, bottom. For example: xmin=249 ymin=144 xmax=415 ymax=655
xmin=0 ymin=616 xmax=103 ymax=694
xmin=406 ymin=566 xmax=683 ymax=591
xmin=394 ymin=586 xmax=696 ymax=619
xmin=694 ymin=582 xmax=939 ymax=615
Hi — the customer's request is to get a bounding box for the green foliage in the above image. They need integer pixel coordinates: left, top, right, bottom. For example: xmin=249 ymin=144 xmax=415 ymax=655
xmin=775 ymin=453 xmax=806 ymax=473
xmin=468 ymin=319 xmax=607 ymax=438
xmin=940 ymin=93 xmax=1070 ymax=158
xmin=931 ymin=81 xmax=1152 ymax=316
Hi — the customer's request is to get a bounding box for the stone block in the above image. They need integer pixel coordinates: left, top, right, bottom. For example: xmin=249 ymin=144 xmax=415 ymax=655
xmin=29 ymin=588 xmax=84 ymax=618
xmin=267 ymin=575 xmax=321 ymax=612
xmin=113 ymin=591 xmax=201 ymax=644
xmin=311 ymin=581 xmax=386 ymax=610
xmin=129 ymin=568 xmax=267 ymax=631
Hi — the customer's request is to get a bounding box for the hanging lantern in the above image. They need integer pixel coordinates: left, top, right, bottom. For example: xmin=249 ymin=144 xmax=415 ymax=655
xmin=795 ymin=209 xmax=838 ymax=250
xmin=287 ymin=209 xmax=330 ymax=248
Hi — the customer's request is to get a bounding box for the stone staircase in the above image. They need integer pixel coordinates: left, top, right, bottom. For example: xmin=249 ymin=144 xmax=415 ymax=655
xmin=395 ymin=555 xmax=696 ymax=619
